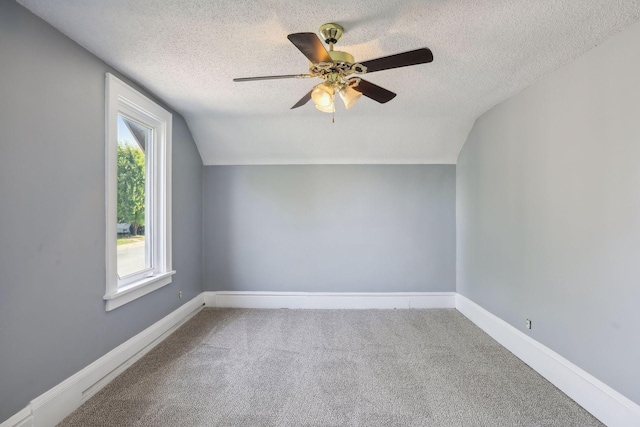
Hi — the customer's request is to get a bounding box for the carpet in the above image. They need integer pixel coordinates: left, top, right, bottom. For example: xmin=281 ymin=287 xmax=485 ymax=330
xmin=58 ymin=308 xmax=603 ymax=426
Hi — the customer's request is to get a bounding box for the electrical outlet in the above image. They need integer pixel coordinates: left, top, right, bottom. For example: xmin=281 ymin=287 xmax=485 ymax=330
xmin=179 ymin=290 xmax=183 ymax=299
xmin=526 ymin=319 xmax=532 ymax=330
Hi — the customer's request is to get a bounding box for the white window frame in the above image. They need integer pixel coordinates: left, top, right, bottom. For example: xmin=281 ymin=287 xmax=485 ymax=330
xmin=104 ymin=73 xmax=174 ymax=311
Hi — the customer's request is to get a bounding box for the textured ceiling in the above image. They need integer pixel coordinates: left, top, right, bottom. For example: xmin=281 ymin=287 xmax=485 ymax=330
xmin=18 ymin=0 xmax=640 ymax=164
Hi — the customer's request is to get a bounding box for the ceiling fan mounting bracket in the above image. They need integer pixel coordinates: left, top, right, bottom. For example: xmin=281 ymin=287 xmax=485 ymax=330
xmin=319 ymin=23 xmax=344 ymax=45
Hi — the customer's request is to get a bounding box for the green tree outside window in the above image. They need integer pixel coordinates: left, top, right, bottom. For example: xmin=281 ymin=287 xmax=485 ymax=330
xmin=117 ymin=143 xmax=145 ymax=236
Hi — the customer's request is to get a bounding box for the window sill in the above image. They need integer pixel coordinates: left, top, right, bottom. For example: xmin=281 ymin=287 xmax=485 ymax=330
xmin=104 ymin=270 xmax=176 ymax=311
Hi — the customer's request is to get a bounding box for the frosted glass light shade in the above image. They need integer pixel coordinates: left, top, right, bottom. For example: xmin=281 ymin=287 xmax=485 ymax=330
xmin=338 ymin=86 xmax=362 ymax=109
xmin=315 ymin=103 xmax=335 ymax=113
xmin=312 ymin=84 xmax=334 ymax=107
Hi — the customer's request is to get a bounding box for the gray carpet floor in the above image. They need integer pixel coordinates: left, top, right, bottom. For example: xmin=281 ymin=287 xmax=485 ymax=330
xmin=59 ymin=308 xmax=603 ymax=426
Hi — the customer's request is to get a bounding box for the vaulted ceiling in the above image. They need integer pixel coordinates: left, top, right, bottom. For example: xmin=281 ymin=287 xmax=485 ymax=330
xmin=18 ymin=0 xmax=640 ymax=164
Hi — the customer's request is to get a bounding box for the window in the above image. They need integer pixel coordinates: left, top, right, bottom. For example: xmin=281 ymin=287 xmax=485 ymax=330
xmin=105 ymin=73 xmax=174 ymax=311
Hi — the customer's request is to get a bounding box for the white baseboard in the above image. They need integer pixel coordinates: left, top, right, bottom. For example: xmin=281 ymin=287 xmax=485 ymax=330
xmin=205 ymin=291 xmax=457 ymax=309
xmin=1 ymin=294 xmax=205 ymax=427
xmin=455 ymin=294 xmax=640 ymax=427
xmin=5 ymin=291 xmax=637 ymax=427
xmin=0 ymin=408 xmax=31 ymax=427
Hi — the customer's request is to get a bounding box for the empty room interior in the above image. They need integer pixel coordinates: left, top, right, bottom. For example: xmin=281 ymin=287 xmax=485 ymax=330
xmin=1 ymin=0 xmax=640 ymax=426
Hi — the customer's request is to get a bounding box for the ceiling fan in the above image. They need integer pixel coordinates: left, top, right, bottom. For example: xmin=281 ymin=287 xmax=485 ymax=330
xmin=233 ymin=23 xmax=433 ymax=114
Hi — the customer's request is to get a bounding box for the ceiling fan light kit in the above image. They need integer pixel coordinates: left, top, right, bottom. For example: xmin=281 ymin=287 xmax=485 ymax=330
xmin=233 ymin=23 xmax=433 ymax=115
xmin=338 ymin=85 xmax=362 ymax=110
xmin=312 ymin=83 xmax=336 ymax=112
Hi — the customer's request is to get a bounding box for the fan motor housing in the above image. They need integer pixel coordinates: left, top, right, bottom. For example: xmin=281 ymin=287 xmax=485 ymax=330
xmin=328 ymin=50 xmax=354 ymax=63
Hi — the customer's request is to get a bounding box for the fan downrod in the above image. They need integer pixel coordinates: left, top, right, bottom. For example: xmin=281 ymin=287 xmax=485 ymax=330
xmin=319 ymin=23 xmax=344 ymax=45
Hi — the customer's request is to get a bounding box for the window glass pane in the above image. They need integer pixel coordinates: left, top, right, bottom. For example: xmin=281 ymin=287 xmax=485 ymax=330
xmin=116 ymin=114 xmax=151 ymax=278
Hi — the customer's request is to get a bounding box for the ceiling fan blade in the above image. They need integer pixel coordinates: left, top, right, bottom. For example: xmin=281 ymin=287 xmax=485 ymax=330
xmin=291 ymin=90 xmax=313 ymax=109
xmin=352 ymin=79 xmax=396 ymax=103
xmin=233 ymin=74 xmax=311 ymax=82
xmin=287 ymin=33 xmax=333 ymax=63
xmin=360 ymin=48 xmax=433 ymax=73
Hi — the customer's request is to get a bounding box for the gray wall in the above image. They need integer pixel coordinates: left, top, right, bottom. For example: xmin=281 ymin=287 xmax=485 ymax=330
xmin=204 ymin=165 xmax=455 ymax=292
xmin=457 ymin=20 xmax=640 ymax=405
xmin=0 ymin=1 xmax=203 ymax=421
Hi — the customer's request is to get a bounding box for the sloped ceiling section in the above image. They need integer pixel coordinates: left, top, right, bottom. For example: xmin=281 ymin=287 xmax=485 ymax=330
xmin=18 ymin=0 xmax=640 ymax=165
